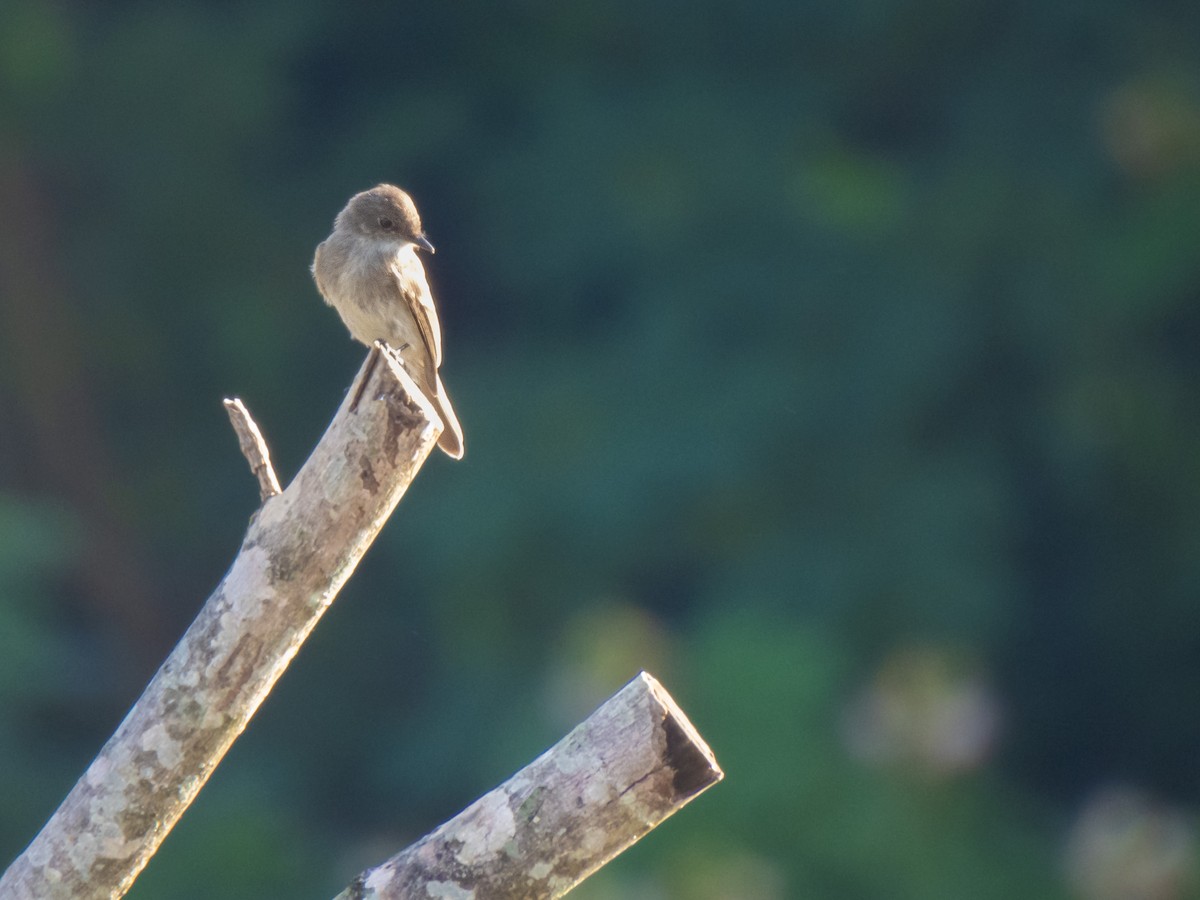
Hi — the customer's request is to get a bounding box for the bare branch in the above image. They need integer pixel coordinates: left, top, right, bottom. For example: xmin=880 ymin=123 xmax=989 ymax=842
xmin=223 ymin=396 xmax=282 ymax=501
xmin=337 ymin=672 xmax=723 ymax=900
xmin=0 ymin=350 xmax=444 ymax=900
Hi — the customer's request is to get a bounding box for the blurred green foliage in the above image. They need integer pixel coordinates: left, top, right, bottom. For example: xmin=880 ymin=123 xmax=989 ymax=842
xmin=2 ymin=1 xmax=1200 ymax=897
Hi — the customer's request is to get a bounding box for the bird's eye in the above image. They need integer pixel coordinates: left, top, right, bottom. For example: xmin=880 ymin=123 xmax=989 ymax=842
xmin=379 ymin=216 xmax=395 ymax=230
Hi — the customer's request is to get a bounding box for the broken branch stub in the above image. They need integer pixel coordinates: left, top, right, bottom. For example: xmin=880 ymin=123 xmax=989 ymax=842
xmin=338 ymin=671 xmax=723 ymax=900
xmin=223 ymin=396 xmax=282 ymax=500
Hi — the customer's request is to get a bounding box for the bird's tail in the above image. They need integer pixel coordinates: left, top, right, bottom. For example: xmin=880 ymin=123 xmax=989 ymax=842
xmin=430 ymin=374 xmax=465 ymax=460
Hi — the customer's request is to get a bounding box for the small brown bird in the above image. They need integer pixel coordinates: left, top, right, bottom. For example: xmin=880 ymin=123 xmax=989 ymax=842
xmin=312 ymin=184 xmax=464 ymax=459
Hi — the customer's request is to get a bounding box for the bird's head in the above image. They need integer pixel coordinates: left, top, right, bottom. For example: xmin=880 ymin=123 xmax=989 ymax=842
xmin=337 ymin=184 xmax=435 ymax=253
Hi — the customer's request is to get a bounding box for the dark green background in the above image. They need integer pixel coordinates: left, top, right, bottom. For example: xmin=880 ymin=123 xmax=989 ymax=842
xmin=3 ymin=2 xmax=1200 ymax=897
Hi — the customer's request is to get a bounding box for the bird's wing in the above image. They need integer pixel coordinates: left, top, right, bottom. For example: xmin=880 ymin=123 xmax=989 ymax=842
xmin=390 ymin=251 xmax=442 ymax=377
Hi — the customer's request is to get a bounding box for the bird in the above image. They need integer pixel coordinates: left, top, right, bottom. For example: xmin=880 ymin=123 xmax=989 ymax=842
xmin=312 ymin=184 xmax=464 ymax=459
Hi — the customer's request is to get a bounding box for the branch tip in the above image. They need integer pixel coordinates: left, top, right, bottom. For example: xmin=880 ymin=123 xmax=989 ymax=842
xmin=223 ymin=397 xmax=282 ymax=501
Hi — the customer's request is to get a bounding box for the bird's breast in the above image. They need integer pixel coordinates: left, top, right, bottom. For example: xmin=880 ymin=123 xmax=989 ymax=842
xmin=319 ymin=244 xmax=406 ymax=342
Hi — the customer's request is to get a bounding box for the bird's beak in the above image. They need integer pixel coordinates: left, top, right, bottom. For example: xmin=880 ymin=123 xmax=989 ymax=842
xmin=416 ymin=235 xmax=436 ymax=254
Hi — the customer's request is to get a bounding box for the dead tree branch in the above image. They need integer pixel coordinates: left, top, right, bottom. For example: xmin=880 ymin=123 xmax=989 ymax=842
xmin=337 ymin=671 xmax=723 ymax=900
xmin=0 ymin=347 xmax=442 ymax=900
